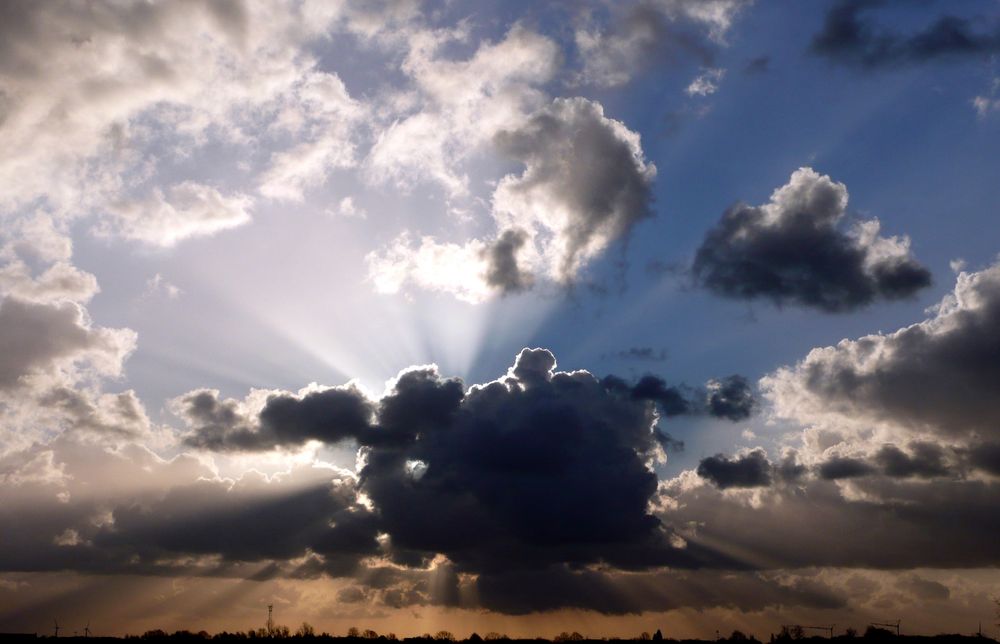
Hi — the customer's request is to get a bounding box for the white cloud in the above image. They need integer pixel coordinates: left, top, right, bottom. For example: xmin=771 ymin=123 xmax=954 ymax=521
xmin=366 ymin=234 xmax=492 ymax=304
xmin=106 ymin=182 xmax=253 ymax=247
xmin=686 ymin=67 xmax=726 ymax=96
xmin=329 ymin=197 xmax=367 ymax=219
xmin=364 ymin=24 xmax=560 ymax=198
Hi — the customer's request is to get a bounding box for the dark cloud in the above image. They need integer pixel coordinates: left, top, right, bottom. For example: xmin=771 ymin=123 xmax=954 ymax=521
xmin=601 ymin=372 xmax=756 ymax=421
xmin=180 ymin=385 xmax=375 ymax=451
xmin=483 ymin=228 xmax=532 ymax=294
xmin=169 ymin=349 xmax=757 ymax=599
xmin=811 ymin=0 xmax=1000 ymax=69
xmin=692 ymin=167 xmax=931 ymax=312
xmin=706 ymin=374 xmax=755 ymax=421
xmin=697 ymin=449 xmax=772 ymax=489
xmin=967 ymin=442 xmax=1000 ymax=476
xmin=357 ymin=349 xmax=692 ymax=575
xmin=616 ymin=374 xmax=693 ymax=416
xmin=776 ymin=451 xmax=808 ymax=482
xmin=815 ymin=444 xmax=950 ymax=481
xmin=875 ymin=443 xmax=949 ymax=479
xmin=763 ymin=262 xmax=1000 ymax=440
xmin=817 ymin=456 xmax=876 ymax=480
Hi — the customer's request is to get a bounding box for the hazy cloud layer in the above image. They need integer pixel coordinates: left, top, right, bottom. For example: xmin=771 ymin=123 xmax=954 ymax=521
xmin=692 ymin=167 xmax=931 ymax=312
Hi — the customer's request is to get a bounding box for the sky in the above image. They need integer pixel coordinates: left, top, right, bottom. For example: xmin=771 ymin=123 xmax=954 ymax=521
xmin=1 ymin=0 xmax=1000 ymax=638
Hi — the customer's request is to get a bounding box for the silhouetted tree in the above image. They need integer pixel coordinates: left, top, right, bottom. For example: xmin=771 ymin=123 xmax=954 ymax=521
xmin=639 ymin=633 xmax=651 ymax=641
xmin=296 ymin=623 xmax=315 ymax=638
xmin=348 ymin=628 xmax=361 ymax=638
xmin=729 ymin=631 xmax=748 ymax=642
xmin=653 ymin=630 xmax=663 ymax=641
xmin=484 ymin=633 xmax=507 ymax=641
xmin=845 ymin=628 xmax=858 ymax=638
xmin=469 ymin=634 xmax=482 ymax=642
xmin=362 ymin=630 xmax=379 ymax=639
xmin=435 ymin=631 xmax=455 ymax=641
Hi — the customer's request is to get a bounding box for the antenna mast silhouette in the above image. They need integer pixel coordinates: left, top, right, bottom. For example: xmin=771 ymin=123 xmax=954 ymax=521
xmin=267 ymin=604 xmax=274 ymax=636
xmin=53 ymin=619 xmax=60 ymax=638
xmin=84 ymin=620 xmax=91 ymax=638
xmin=870 ymin=620 xmax=901 ymax=636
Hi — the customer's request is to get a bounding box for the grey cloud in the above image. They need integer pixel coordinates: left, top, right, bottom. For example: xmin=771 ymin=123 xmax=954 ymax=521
xmin=0 ymin=437 xmax=377 ymax=576
xmin=811 ymin=0 xmax=1000 ymax=69
xmin=817 ymin=456 xmax=876 ymax=480
xmin=697 ymin=449 xmax=772 ymax=489
xmin=763 ymin=262 xmax=1000 ymax=441
xmin=662 ymin=473 xmax=1000 ymax=569
xmin=0 ymin=297 xmax=134 ymax=390
xmin=968 ymin=442 xmax=1000 ymax=476
xmin=692 ymin=167 xmax=931 ymax=312
xmin=875 ymin=443 xmax=949 ymax=479
xmin=483 ymin=228 xmax=533 ymax=295
xmin=574 ymin=0 xmax=750 ymax=88
xmin=493 ymin=97 xmax=656 ymax=283
xmin=601 ymin=372 xmax=756 ymax=421
xmin=901 ymin=574 xmax=950 ymax=601
xmin=179 ymin=385 xmax=375 ymax=451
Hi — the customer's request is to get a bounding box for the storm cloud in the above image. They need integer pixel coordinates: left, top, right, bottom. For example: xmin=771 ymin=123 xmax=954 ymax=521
xmin=692 ymin=167 xmax=931 ymax=312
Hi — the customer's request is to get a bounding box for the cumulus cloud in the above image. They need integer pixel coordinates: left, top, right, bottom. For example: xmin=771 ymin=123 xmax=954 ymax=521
xmin=811 ymin=0 xmax=1000 ymax=69
xmin=0 ymin=296 xmax=139 ymax=454
xmin=492 ymin=97 xmax=657 ymax=285
xmin=697 ymin=449 xmax=772 ymax=489
xmin=0 ymin=0 xmax=363 ymax=247
xmin=368 ymin=98 xmax=656 ymax=301
xmin=179 ymin=385 xmax=375 ymax=452
xmin=705 ymin=374 xmax=755 ymax=421
xmin=762 ymin=261 xmax=1000 ymax=443
xmin=175 ymin=350 xmax=762 ymax=582
xmin=0 ymin=298 xmax=135 ymax=392
xmin=0 ymin=350 xmax=771 ymax=615
xmin=692 ymin=167 xmax=931 ymax=312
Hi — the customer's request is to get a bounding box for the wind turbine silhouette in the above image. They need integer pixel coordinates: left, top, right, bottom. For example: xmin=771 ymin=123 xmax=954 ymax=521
xmin=84 ymin=621 xmax=91 ymax=638
xmin=53 ymin=619 xmax=60 ymax=638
